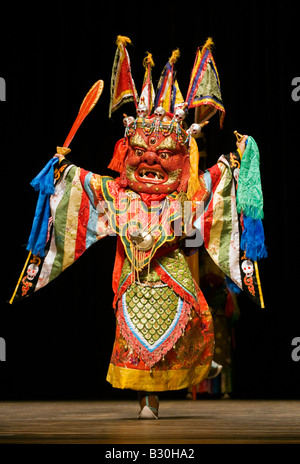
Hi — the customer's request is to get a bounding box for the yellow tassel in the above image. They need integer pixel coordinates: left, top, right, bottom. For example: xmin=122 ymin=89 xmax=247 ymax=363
xmin=169 ymin=48 xmax=180 ymax=64
xmin=116 ymin=35 xmax=132 ymax=50
xmin=143 ymin=52 xmax=155 ymax=68
xmin=201 ymin=37 xmax=214 ymax=54
xmin=187 ymin=138 xmax=200 ymax=199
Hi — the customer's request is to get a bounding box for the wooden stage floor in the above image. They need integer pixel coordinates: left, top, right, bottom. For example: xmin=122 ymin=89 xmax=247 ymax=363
xmin=0 ymin=399 xmax=299 ymax=444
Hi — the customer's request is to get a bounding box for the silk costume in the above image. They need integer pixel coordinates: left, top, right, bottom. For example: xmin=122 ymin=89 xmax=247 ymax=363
xmin=15 ymin=143 xmax=243 ymax=392
xmin=10 ymin=36 xmax=266 ymax=396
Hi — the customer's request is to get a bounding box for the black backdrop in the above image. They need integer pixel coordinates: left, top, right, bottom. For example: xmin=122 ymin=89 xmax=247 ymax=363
xmin=1 ymin=2 xmax=300 ymax=400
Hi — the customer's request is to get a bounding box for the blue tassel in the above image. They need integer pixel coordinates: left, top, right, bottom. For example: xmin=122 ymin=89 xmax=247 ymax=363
xmin=26 ymin=158 xmax=58 ymax=257
xmin=240 ymin=215 xmax=268 ymax=261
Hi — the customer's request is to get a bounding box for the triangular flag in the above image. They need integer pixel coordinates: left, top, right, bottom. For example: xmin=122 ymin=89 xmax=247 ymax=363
xmin=155 ymin=49 xmax=182 ymax=113
xmin=172 ymin=79 xmax=185 ymax=111
xmin=109 ymin=36 xmax=139 ymax=117
xmin=139 ymin=52 xmax=155 ymax=113
xmin=185 ymin=38 xmax=225 ymax=128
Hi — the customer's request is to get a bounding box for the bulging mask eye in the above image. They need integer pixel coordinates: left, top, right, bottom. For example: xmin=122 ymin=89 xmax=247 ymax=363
xmin=135 ymin=148 xmax=144 ymax=156
xmin=159 ymin=152 xmax=170 ymax=160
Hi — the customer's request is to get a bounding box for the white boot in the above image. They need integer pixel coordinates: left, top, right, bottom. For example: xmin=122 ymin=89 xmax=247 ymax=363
xmin=137 ymin=405 xmax=158 ymax=419
xmin=207 ymin=360 xmax=223 ymax=379
xmin=137 ymin=394 xmax=159 ymax=419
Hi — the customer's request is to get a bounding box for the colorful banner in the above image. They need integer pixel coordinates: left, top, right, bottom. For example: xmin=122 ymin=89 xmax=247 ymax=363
xmin=109 ymin=36 xmax=138 ymax=117
xmin=185 ymin=40 xmax=225 ymax=128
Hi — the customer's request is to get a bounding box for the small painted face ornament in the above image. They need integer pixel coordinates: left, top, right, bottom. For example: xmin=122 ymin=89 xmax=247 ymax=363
xmin=123 ymin=127 xmax=190 ymax=195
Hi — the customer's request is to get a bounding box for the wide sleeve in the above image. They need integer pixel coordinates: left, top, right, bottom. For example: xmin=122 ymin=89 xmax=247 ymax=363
xmin=192 ymin=146 xmax=267 ymax=308
xmin=192 ymin=152 xmax=243 ymax=291
xmin=10 ymin=161 xmax=115 ymax=303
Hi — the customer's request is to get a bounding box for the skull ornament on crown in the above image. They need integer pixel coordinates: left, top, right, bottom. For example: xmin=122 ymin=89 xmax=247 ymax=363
xmin=154 ymin=105 xmax=166 ymax=121
xmin=187 ymin=123 xmax=202 ymax=138
xmin=173 ymin=107 xmax=186 ymax=124
xmin=136 ymin=100 xmax=149 ymax=119
xmin=123 ymin=114 xmax=135 ymax=127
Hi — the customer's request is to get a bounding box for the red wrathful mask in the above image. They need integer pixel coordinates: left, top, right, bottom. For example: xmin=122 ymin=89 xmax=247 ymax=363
xmin=109 ymin=118 xmax=190 ymax=195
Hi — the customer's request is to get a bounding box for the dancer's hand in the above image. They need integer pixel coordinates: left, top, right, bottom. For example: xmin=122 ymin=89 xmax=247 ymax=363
xmin=53 ymin=153 xmax=65 ymax=163
xmin=236 ymin=135 xmax=248 ymax=157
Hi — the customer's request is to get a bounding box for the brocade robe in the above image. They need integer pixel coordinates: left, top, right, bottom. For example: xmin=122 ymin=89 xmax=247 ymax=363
xmin=15 ymin=150 xmax=243 ymax=391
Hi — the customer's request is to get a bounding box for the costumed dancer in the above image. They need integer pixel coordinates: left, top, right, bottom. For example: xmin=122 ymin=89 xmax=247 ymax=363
xmin=9 ymin=37 xmax=267 ymax=419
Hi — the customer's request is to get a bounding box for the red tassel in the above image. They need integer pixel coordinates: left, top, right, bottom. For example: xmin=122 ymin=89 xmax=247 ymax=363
xmin=108 ymin=138 xmax=129 ymax=173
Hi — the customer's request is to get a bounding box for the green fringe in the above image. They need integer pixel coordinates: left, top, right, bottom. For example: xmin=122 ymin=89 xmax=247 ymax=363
xmin=236 ymin=136 xmax=264 ymax=220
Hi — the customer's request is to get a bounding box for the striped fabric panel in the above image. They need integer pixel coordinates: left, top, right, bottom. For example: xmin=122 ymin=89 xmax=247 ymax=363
xmin=61 ymin=168 xmax=84 ymax=271
xmin=199 ymin=158 xmax=242 ymax=289
xmin=36 ymin=165 xmax=77 ymax=290
xmin=228 ymin=174 xmax=242 ymax=288
xmin=36 ymin=166 xmax=111 ymax=292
